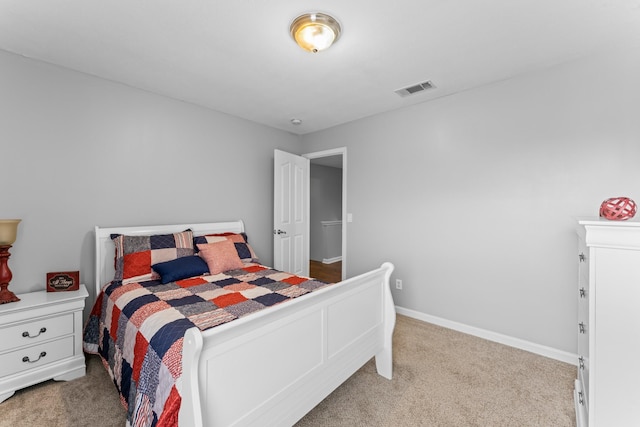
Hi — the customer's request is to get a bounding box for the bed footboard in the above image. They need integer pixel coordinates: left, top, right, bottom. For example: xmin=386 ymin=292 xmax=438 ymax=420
xmin=180 ymin=262 xmax=395 ymax=427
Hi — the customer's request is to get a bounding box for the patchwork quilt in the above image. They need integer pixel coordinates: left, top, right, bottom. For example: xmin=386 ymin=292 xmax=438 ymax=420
xmin=83 ymin=263 xmax=330 ymax=427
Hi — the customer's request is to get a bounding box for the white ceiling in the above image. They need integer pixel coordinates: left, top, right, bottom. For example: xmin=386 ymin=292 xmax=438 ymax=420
xmin=1 ymin=1 xmax=639 ymax=135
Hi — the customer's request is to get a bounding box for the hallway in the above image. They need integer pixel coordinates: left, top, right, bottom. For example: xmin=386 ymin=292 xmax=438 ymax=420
xmin=309 ymin=260 xmax=342 ymax=283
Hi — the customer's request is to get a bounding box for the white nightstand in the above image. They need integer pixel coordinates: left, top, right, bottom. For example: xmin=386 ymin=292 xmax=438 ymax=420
xmin=0 ymin=285 xmax=88 ymax=403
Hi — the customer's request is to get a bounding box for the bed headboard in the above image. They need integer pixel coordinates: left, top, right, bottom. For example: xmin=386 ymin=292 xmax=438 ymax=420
xmin=94 ymin=220 xmax=245 ymax=296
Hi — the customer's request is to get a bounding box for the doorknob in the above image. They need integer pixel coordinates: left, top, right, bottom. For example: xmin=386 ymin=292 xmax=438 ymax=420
xmin=273 ymin=229 xmax=287 ymax=235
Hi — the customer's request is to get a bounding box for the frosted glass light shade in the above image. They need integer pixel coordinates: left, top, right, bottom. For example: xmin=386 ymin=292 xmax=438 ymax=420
xmin=290 ymin=13 xmax=341 ymax=53
xmin=0 ymin=219 xmax=20 ymax=245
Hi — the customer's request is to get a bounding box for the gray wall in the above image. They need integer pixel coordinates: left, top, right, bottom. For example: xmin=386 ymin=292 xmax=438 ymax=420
xmin=301 ymin=46 xmax=640 ymax=354
xmin=309 ymin=164 xmax=342 ymax=261
xmin=0 ymin=50 xmax=300 ymax=307
xmin=3 ymin=42 xmax=638 ymax=356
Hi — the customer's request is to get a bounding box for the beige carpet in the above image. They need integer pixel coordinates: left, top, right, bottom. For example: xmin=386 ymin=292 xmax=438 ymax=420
xmin=0 ymin=315 xmax=576 ymax=426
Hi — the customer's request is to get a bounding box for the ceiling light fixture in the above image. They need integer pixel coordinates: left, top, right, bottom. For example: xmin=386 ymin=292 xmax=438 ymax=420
xmin=290 ymin=12 xmax=341 ymax=53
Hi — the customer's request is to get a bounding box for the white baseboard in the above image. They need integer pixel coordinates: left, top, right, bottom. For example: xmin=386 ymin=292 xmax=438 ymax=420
xmin=395 ymin=306 xmax=577 ymax=366
xmin=322 ymin=256 xmax=342 ymax=264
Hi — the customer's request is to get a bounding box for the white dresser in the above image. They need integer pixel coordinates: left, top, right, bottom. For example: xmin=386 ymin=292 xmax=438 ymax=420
xmin=0 ymin=285 xmax=88 ymax=402
xmin=575 ymin=219 xmax=640 ymax=427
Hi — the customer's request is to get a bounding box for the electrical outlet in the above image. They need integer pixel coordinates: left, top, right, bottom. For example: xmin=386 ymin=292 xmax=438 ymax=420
xmin=395 ymin=279 xmax=402 ymax=290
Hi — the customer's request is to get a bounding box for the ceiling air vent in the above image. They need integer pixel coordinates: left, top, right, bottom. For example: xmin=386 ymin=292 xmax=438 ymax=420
xmin=394 ymin=80 xmax=436 ymax=98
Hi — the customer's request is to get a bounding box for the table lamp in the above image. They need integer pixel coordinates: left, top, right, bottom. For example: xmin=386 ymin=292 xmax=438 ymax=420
xmin=0 ymin=219 xmax=21 ymax=304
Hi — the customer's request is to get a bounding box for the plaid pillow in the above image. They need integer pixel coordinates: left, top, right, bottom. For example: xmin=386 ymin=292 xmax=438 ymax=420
xmin=193 ymin=232 xmax=247 ymax=246
xmin=233 ymin=241 xmax=259 ymax=263
xmin=112 ymin=230 xmax=194 ymax=284
xmin=193 ymin=232 xmax=259 ymax=263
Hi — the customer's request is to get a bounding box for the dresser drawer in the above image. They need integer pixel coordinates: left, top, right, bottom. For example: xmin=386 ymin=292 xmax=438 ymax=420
xmin=575 ymin=379 xmax=588 ymax=427
xmin=578 ymin=248 xmax=589 ymax=293
xmin=0 ymin=335 xmax=75 ymax=377
xmin=578 ymin=356 xmax=589 ymax=408
xmin=0 ymin=313 xmax=74 ymax=352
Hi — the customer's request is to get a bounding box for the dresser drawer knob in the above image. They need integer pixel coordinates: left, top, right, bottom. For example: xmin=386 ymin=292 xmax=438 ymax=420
xmin=22 ymin=327 xmax=46 ymax=338
xmin=22 ymin=351 xmax=46 ymax=363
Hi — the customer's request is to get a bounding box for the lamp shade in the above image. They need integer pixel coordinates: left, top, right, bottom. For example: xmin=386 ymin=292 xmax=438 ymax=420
xmin=0 ymin=220 xmax=21 ymax=245
xmin=290 ymin=13 xmax=341 ymax=53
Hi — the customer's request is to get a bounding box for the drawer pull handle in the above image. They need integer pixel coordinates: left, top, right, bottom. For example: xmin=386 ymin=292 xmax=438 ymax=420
xmin=22 ymin=327 xmax=47 ymax=338
xmin=22 ymin=351 xmax=46 ymax=363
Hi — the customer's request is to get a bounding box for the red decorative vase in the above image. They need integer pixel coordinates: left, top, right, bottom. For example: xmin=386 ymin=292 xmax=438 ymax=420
xmin=599 ymin=197 xmax=637 ymax=221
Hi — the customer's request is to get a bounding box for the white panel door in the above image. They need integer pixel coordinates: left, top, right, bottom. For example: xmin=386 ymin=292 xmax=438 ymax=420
xmin=274 ymin=150 xmax=309 ymax=276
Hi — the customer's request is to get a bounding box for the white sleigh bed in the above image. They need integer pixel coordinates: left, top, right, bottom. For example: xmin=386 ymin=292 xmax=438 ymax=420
xmin=93 ymin=220 xmax=396 ymax=426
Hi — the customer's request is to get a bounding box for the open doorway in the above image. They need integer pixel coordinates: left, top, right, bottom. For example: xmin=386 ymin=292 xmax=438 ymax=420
xmin=304 ymin=148 xmax=346 ymax=282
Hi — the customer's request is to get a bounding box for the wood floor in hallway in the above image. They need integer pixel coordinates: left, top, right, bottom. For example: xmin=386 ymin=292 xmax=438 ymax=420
xmin=309 ymin=260 xmax=342 ymax=283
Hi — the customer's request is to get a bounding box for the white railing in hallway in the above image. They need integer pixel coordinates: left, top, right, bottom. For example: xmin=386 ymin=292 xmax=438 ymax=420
xmin=321 ymin=220 xmax=342 ymax=264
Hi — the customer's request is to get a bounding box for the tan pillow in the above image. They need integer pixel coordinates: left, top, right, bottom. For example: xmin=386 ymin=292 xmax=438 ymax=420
xmin=197 ymin=240 xmax=244 ymax=274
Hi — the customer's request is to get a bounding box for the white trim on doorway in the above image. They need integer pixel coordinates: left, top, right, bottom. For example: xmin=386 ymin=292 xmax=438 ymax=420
xmin=303 ymin=147 xmax=347 ymax=280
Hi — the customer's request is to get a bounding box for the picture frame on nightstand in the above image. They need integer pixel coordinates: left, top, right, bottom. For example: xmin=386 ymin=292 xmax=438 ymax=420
xmin=46 ymin=271 xmax=80 ymax=292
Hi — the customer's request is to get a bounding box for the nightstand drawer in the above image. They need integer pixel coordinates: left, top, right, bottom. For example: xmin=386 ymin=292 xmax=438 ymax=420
xmin=0 ymin=335 xmax=75 ymax=377
xmin=0 ymin=313 xmax=74 ymax=352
